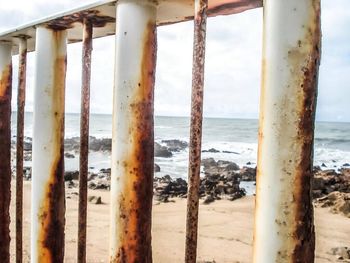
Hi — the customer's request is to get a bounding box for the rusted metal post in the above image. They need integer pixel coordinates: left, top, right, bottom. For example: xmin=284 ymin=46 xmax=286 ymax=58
xmin=31 ymin=26 xmax=67 ymax=263
xmin=16 ymin=37 xmax=27 ymax=263
xmin=253 ymin=0 xmax=321 ymax=262
xmin=185 ymin=0 xmax=208 ymax=262
xmin=78 ymin=19 xmax=93 ymax=263
xmin=0 ymin=41 xmax=13 ymax=263
xmin=109 ymin=1 xmax=157 ymax=262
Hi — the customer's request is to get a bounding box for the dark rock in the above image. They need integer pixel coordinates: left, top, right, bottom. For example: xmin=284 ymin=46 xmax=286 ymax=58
xmin=203 ymin=194 xmax=215 ymax=204
xmin=23 ymin=141 xmax=32 ymax=151
xmin=315 ymin=192 xmax=350 ymax=218
xmin=330 ymin=247 xmax=350 ymax=260
xmin=161 ymin=139 xmax=188 ymax=152
xmin=88 ymin=173 xmax=98 ymax=181
xmin=64 ymin=137 xmax=80 ymax=151
xmin=99 ymin=168 xmax=111 ymax=174
xmin=343 ymin=163 xmax=350 ymax=167
xmin=222 ymin=150 xmax=239 ymax=154
xmin=202 ymin=148 xmax=220 ymax=153
xmin=88 ymin=196 xmax=102 ymax=205
xmin=88 ymin=180 xmax=110 ymax=190
xmin=154 ymin=163 xmax=161 ymax=173
xmin=64 ymin=170 xmax=79 ymax=181
xmin=64 ymin=152 xmax=75 ymax=159
xmin=155 ymin=142 xmax=172 ymax=158
xmin=24 ymin=152 xmax=32 ymax=161
xmin=321 ymin=163 xmax=327 ymax=167
xmin=65 ymin=180 xmax=77 ymax=189
xmin=89 ymin=137 xmax=112 ymax=151
xmin=201 ymin=158 xmax=217 ymax=168
xmin=312 ymin=168 xmax=350 ymax=198
xmin=240 ymin=166 xmax=256 ymax=181
xmin=23 ymin=167 xmax=32 ymax=180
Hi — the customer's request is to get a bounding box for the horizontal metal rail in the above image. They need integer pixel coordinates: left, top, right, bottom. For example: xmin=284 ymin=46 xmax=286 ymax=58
xmin=0 ymin=0 xmax=262 ymax=54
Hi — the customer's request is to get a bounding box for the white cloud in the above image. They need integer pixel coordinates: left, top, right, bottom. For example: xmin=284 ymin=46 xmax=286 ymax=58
xmin=2 ymin=1 xmax=350 ymax=122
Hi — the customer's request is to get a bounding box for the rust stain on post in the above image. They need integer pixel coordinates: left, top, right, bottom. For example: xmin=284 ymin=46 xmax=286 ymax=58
xmin=0 ymin=58 xmax=12 ymax=263
xmin=185 ymin=1 xmax=208 ymax=262
xmin=111 ymin=21 xmax=156 ymax=263
xmin=255 ymin=1 xmax=321 ymax=261
xmin=16 ymin=38 xmax=27 ymax=263
xmin=78 ymin=19 xmax=93 ymax=263
xmin=37 ymin=51 xmax=66 ymax=263
xmin=289 ymin=2 xmax=321 ymax=261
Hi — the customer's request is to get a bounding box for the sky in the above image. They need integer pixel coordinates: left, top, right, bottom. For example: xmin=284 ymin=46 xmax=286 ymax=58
xmin=0 ymin=0 xmax=349 ymax=122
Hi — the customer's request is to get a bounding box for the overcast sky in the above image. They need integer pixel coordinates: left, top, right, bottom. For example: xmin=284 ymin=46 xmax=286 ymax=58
xmin=0 ymin=0 xmax=349 ymax=122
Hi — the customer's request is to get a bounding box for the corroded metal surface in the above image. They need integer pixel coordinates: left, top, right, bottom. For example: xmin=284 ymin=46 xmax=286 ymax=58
xmin=78 ymin=19 xmax=93 ymax=263
xmin=31 ymin=27 xmax=67 ymax=263
xmin=16 ymin=37 xmax=27 ymax=263
xmin=47 ymin=10 xmax=115 ymax=30
xmin=109 ymin=1 xmax=157 ymax=262
xmin=0 ymin=42 xmax=13 ymax=263
xmin=253 ymin=0 xmax=321 ymax=262
xmin=185 ymin=0 xmax=208 ymax=262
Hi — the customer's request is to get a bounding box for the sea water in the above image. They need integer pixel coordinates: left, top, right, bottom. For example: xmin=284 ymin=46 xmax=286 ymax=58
xmin=11 ymin=113 xmax=350 ymax=195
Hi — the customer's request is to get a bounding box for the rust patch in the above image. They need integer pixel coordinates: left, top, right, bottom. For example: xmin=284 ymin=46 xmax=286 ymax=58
xmin=16 ymin=40 xmax=27 ymax=263
xmin=290 ymin=1 xmax=321 ymax=262
xmin=254 ymin=58 xmax=266 ymax=241
xmin=37 ymin=51 xmax=66 ymax=262
xmin=78 ymin=20 xmax=93 ymax=263
xmin=110 ymin=21 xmax=157 ymax=263
xmin=0 ymin=62 xmax=12 ymax=263
xmin=208 ymin=0 xmax=262 ymax=16
xmin=47 ymin=10 xmax=115 ymax=30
xmin=185 ymin=1 xmax=208 ymax=263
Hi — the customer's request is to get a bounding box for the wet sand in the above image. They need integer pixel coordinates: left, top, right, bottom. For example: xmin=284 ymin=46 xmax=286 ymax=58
xmin=9 ymin=181 xmax=350 ymax=262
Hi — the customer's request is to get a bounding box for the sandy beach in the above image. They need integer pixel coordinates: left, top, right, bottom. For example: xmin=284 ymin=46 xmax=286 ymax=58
xmin=7 ymin=181 xmax=349 ymax=262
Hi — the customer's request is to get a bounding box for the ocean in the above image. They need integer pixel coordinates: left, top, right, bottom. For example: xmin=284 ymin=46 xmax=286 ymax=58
xmin=11 ymin=112 xmax=350 ymax=195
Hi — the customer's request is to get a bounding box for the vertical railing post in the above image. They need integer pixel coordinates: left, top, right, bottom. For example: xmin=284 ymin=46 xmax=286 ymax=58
xmin=78 ymin=18 xmax=93 ymax=263
xmin=109 ymin=0 xmax=157 ymax=262
xmin=31 ymin=27 xmax=67 ymax=263
xmin=253 ymin=0 xmax=321 ymax=262
xmin=185 ymin=0 xmax=208 ymax=262
xmin=16 ymin=37 xmax=27 ymax=263
xmin=0 ymin=41 xmax=13 ymax=263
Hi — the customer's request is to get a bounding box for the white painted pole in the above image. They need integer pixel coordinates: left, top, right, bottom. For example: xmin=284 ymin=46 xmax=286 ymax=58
xmin=31 ymin=27 xmax=67 ymax=263
xmin=109 ymin=0 xmax=157 ymax=262
xmin=0 ymin=41 xmax=13 ymax=263
xmin=253 ymin=0 xmax=321 ymax=262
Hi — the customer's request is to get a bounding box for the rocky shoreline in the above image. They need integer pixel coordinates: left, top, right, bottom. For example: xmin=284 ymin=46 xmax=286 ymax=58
xmin=10 ymin=137 xmax=350 ymax=216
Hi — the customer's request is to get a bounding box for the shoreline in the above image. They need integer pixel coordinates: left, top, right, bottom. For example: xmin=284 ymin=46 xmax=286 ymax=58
xmin=9 ymin=181 xmax=350 ymax=262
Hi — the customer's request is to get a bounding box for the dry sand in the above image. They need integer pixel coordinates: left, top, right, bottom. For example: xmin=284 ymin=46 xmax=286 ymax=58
xmin=9 ymin=181 xmax=350 ymax=262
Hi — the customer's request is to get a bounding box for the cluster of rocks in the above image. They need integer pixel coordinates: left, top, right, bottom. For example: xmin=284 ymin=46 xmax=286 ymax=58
xmin=153 ymin=158 xmax=250 ymax=204
xmin=313 ymin=167 xmax=350 ymax=198
xmin=312 ymin=167 xmax=350 ymax=218
xmin=330 ymin=247 xmax=350 ymax=261
xmin=202 ymin=158 xmax=256 ymax=182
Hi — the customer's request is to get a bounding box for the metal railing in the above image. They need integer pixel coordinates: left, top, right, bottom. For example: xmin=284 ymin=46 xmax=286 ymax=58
xmin=0 ymin=0 xmax=321 ymax=262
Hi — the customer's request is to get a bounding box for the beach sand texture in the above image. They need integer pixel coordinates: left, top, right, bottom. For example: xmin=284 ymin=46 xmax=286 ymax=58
xmin=9 ymin=182 xmax=350 ymax=262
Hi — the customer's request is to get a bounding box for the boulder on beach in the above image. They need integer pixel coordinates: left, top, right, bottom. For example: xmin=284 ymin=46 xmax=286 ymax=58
xmin=202 ymin=148 xmax=220 ymax=153
xmin=64 ymin=152 xmax=75 ymax=159
xmin=154 ymin=163 xmax=161 ymax=173
xmin=155 ymin=142 xmax=172 ymax=158
xmin=161 ymin=139 xmax=188 ymax=152
xmin=64 ymin=170 xmax=79 ymax=181
xmin=315 ymin=191 xmax=350 ymax=218
xmin=88 ymin=196 xmax=102 ymax=205
xmin=312 ymin=168 xmax=350 ymax=198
